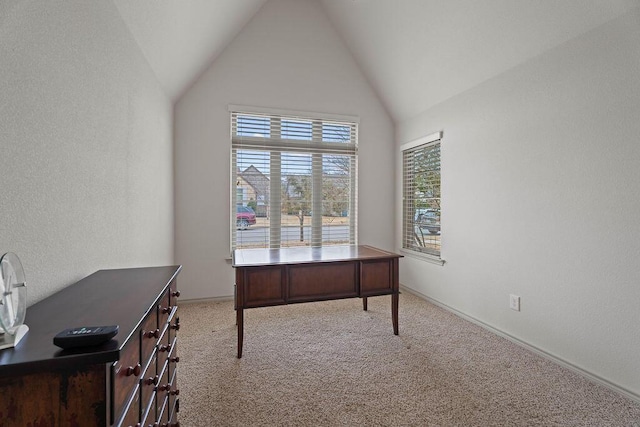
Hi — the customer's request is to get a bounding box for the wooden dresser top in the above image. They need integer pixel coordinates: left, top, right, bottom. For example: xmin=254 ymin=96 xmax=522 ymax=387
xmin=0 ymin=265 xmax=181 ymax=377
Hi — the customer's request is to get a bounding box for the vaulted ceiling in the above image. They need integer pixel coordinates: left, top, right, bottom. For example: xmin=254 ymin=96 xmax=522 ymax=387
xmin=113 ymin=0 xmax=640 ymax=123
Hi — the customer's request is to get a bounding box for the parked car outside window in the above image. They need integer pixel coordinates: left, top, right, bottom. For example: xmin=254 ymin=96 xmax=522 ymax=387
xmin=236 ymin=206 xmax=257 ymax=230
xmin=415 ymin=208 xmax=440 ymax=234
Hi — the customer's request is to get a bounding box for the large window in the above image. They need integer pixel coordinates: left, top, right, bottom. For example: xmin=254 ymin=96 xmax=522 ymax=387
xmin=231 ymin=107 xmax=358 ymax=250
xmin=402 ymin=132 xmax=442 ymax=259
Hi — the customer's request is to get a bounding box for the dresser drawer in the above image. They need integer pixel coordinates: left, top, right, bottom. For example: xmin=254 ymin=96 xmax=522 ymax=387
xmin=157 ymin=333 xmax=173 ymax=369
xmin=159 ymin=283 xmax=176 ymax=327
xmin=140 ymin=387 xmax=156 ymax=427
xmin=157 ymin=357 xmax=171 ymax=405
xmin=168 ymin=279 xmax=180 ymax=305
xmin=167 ymin=339 xmax=180 ymax=382
xmin=165 ymin=307 xmax=179 ymax=353
xmin=168 ymin=365 xmax=179 ymax=423
xmin=157 ymin=372 xmax=179 ymax=427
xmin=119 ymin=386 xmax=141 ymax=427
xmin=112 ymin=333 xmax=141 ymax=422
xmin=140 ymin=308 xmax=160 ymax=368
xmin=140 ymin=352 xmax=158 ymax=425
xmin=158 ymin=393 xmax=170 ymax=426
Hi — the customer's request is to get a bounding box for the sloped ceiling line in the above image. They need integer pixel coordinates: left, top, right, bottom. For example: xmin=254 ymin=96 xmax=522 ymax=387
xmin=114 ymin=0 xmax=640 ymax=123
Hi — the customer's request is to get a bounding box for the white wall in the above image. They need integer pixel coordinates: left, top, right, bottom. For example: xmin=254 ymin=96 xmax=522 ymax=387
xmin=0 ymin=1 xmax=175 ymax=305
xmin=397 ymin=9 xmax=640 ymax=399
xmin=175 ymin=0 xmax=394 ymax=300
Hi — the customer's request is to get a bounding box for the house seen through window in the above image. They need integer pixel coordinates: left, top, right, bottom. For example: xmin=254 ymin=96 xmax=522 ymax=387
xmin=231 ymin=108 xmax=358 ymax=250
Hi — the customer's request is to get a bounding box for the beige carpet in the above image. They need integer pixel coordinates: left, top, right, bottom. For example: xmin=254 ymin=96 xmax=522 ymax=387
xmin=177 ymin=292 xmax=640 ymax=426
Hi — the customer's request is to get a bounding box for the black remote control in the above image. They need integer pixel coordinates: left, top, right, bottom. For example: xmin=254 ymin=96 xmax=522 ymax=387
xmin=53 ymin=325 xmax=119 ymax=349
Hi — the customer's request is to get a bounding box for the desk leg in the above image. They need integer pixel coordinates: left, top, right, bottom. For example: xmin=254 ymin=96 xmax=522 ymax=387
xmin=362 ymin=296 xmax=368 ymax=311
xmin=236 ymin=308 xmax=244 ymax=358
xmin=392 ymin=292 xmax=399 ymax=335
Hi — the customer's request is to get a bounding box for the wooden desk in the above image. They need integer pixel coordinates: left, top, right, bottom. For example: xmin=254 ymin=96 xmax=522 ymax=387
xmin=232 ymin=245 xmax=402 ymax=358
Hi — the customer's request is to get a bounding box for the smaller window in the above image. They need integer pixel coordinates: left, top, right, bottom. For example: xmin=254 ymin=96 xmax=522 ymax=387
xmin=402 ymin=132 xmax=442 ymax=259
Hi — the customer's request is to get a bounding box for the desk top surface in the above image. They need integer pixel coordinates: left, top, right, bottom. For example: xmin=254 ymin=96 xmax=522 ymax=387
xmin=232 ymin=245 xmax=401 ymax=267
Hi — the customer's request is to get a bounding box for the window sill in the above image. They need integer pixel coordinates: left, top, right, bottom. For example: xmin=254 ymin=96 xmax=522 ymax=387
xmin=399 ymin=248 xmax=445 ymax=266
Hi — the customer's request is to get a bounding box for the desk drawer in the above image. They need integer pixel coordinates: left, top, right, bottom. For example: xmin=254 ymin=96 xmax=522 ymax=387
xmin=360 ymin=259 xmax=393 ymax=295
xmin=241 ymin=266 xmax=285 ymax=307
xmin=288 ymin=262 xmax=357 ymax=301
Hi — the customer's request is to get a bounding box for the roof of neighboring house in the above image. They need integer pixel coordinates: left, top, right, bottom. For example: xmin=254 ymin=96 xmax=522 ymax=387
xmin=240 ymin=165 xmax=270 ymax=202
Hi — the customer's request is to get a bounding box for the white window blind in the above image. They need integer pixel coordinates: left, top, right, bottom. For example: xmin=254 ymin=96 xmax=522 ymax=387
xmin=231 ymin=109 xmax=358 ymax=250
xmin=402 ymin=133 xmax=441 ymax=257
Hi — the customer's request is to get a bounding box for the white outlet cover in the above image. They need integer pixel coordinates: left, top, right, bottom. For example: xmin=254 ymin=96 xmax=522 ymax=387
xmin=510 ymin=294 xmax=521 ymax=311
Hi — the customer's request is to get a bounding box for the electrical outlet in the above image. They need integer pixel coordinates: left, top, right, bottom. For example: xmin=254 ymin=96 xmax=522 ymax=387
xmin=509 ymin=294 xmax=521 ymax=311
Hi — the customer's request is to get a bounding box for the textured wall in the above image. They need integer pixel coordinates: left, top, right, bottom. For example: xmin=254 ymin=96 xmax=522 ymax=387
xmin=396 ymin=9 xmax=640 ymax=399
xmin=174 ymin=0 xmax=394 ymax=300
xmin=0 ymin=1 xmax=174 ymax=305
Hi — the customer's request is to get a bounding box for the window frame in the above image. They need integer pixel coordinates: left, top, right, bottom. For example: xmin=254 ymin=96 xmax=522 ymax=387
xmin=229 ymin=105 xmax=359 ymax=251
xmin=400 ymin=131 xmax=444 ymax=265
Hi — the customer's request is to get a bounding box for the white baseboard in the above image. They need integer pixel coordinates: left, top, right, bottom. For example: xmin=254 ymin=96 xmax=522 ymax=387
xmin=400 ymin=285 xmax=640 ymax=405
xmin=178 ymin=295 xmax=233 ymax=305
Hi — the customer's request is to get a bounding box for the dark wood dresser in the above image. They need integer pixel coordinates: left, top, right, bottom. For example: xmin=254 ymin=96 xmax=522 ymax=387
xmin=0 ymin=265 xmax=182 ymax=427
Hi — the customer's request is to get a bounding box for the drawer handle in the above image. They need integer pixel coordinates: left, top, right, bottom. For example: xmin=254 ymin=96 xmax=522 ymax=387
xmin=169 ymin=356 xmax=180 ymax=363
xmin=158 ymin=383 xmax=171 ymax=392
xmin=171 ymin=290 xmax=180 ymax=298
xmin=169 ymin=388 xmax=180 ymax=396
xmin=170 ymin=321 xmax=180 ymax=331
xmin=144 ymin=375 xmax=159 ymax=386
xmin=143 ymin=328 xmax=160 ymax=339
xmin=159 ymin=344 xmax=172 ymax=353
xmin=125 ymin=364 xmax=141 ymax=377
xmin=161 ymin=306 xmax=173 ymax=314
